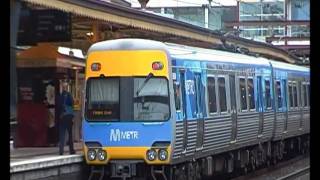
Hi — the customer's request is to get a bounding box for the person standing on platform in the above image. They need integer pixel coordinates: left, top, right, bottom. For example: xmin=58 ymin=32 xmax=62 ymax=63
xmin=58 ymin=82 xmax=75 ymax=155
xmin=45 ymin=81 xmax=56 ymax=146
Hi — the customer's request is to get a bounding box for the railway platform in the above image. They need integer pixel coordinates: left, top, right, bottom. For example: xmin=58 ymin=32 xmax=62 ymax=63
xmin=10 ymin=142 xmax=85 ymax=180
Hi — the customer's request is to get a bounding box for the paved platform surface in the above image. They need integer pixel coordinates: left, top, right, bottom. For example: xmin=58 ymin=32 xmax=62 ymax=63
xmin=10 ymin=142 xmax=85 ymax=173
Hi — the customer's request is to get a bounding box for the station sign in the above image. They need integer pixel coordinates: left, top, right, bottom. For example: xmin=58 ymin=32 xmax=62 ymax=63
xmin=17 ymin=8 xmax=71 ymax=45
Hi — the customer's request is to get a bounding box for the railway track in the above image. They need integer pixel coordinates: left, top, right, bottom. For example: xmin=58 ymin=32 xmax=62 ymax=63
xmin=232 ymin=154 xmax=310 ymax=180
xmin=276 ymin=166 xmax=309 ymax=180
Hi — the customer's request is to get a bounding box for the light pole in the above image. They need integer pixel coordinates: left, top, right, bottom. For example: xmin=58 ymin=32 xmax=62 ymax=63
xmin=138 ymin=0 xmax=149 ymax=9
xmin=10 ymin=0 xmax=21 ymax=145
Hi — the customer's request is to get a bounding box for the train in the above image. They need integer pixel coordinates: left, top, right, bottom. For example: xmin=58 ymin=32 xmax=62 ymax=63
xmin=82 ymin=39 xmax=309 ymax=180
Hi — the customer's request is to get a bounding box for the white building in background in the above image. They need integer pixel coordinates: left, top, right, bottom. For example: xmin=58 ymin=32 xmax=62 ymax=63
xmin=137 ymin=0 xmax=309 ymax=60
xmin=237 ymin=0 xmax=309 ymax=41
xmin=128 ymin=0 xmax=236 ymax=8
xmin=233 ymin=0 xmax=309 ymax=60
xmin=107 ymin=0 xmax=310 ymax=60
xmin=133 ymin=2 xmax=237 ymax=31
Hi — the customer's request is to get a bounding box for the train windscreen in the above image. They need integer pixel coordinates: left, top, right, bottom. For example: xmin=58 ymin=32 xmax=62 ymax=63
xmin=85 ymin=77 xmax=170 ymax=122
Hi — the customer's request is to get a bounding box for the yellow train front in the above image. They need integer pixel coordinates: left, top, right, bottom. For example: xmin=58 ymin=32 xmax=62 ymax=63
xmin=82 ymin=39 xmax=174 ymax=179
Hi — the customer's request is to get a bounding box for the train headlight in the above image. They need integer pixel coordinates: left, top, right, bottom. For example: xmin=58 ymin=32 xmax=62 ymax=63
xmin=158 ymin=149 xmax=168 ymax=161
xmin=97 ymin=149 xmax=106 ymax=161
xmin=146 ymin=149 xmax=157 ymax=161
xmin=91 ymin=63 xmax=101 ymax=71
xmin=152 ymin=61 xmax=164 ymax=70
xmin=87 ymin=149 xmax=96 ymax=161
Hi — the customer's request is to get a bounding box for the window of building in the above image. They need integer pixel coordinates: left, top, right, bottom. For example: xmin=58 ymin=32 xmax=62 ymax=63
xmin=218 ymin=77 xmax=227 ymax=112
xmin=239 ymin=78 xmax=247 ymax=111
xmin=247 ymin=78 xmax=255 ymax=110
xmin=165 ymin=7 xmax=205 ymax=28
xmin=239 ymin=1 xmax=285 ymax=21
xmin=240 ymin=26 xmax=285 ymax=42
xmin=276 ymin=81 xmax=282 ymax=109
xmin=293 ymin=82 xmax=298 ymax=107
xmin=173 ymin=81 xmax=181 ymax=111
xmin=291 ymin=0 xmax=310 ymax=20
xmin=289 ymin=0 xmax=310 ymax=37
xmin=290 ymin=25 xmax=310 ymax=37
xmin=261 ymin=1 xmax=285 ymax=20
xmin=271 ymin=26 xmax=286 ymax=36
xmin=207 ymin=77 xmax=217 ymax=113
xmin=265 ymin=79 xmax=272 ymax=109
xmin=239 ymin=2 xmax=261 ymax=21
xmin=240 ymin=26 xmax=262 ymax=39
xmin=239 ymin=1 xmax=286 ymax=42
xmin=208 ymin=7 xmax=237 ymax=30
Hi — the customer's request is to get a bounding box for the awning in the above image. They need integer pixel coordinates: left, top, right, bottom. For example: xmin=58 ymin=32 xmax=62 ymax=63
xmin=20 ymin=0 xmax=298 ymax=64
xmin=17 ymin=43 xmax=85 ymax=68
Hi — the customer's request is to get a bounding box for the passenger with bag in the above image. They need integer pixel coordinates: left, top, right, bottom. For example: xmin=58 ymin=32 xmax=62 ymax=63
xmin=58 ymin=82 xmax=76 ymax=155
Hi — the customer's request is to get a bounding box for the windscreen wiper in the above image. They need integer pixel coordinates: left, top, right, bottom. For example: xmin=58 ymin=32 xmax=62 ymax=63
xmin=136 ymin=73 xmax=154 ymax=96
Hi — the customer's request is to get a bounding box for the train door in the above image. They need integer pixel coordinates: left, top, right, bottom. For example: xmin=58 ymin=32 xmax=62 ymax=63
xmin=229 ymin=74 xmax=238 ymax=142
xmin=194 ymin=73 xmax=205 ymax=150
xmin=180 ymin=70 xmax=188 ymax=153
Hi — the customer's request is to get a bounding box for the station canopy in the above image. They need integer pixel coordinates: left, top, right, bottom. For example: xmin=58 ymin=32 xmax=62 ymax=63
xmin=18 ymin=0 xmax=305 ymax=65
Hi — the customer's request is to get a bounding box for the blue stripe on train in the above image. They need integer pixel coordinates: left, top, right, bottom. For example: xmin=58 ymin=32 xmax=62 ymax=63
xmin=82 ymin=120 xmax=172 ymax=146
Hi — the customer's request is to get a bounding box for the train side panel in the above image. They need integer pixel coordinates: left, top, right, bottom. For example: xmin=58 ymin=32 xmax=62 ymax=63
xmin=170 ymin=55 xmax=274 ymax=163
xmin=271 ymin=61 xmax=309 ymax=141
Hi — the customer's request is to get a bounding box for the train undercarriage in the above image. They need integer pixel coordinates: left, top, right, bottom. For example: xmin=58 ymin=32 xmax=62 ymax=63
xmin=87 ymin=134 xmax=309 ymax=180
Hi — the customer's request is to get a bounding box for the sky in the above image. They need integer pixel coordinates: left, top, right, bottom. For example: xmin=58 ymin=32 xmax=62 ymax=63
xmin=126 ymin=0 xmax=238 ymax=8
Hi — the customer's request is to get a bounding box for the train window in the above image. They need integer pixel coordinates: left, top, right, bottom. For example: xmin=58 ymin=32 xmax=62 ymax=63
xmin=133 ymin=77 xmax=170 ymax=121
xmin=218 ymin=77 xmax=227 ymax=112
xmin=276 ymin=81 xmax=282 ymax=109
xmin=194 ymin=74 xmax=201 ymax=115
xmin=247 ymin=78 xmax=255 ymax=110
xmin=307 ymin=84 xmax=310 ymax=106
xmin=301 ymin=82 xmax=310 ymax=107
xmin=265 ymin=80 xmax=272 ymax=109
xmin=207 ymin=77 xmax=217 ymax=113
xmin=303 ymin=84 xmax=307 ymax=107
xmin=173 ymin=81 xmax=181 ymax=111
xmin=239 ymin=78 xmax=247 ymax=111
xmin=288 ymin=82 xmax=294 ymax=107
xmin=293 ymin=82 xmax=298 ymax=107
xmin=85 ymin=77 xmax=170 ymax=122
xmin=86 ymin=78 xmax=120 ymax=120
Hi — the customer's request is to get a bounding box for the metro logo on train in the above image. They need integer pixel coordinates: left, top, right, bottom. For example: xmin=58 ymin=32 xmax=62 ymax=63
xmin=185 ymin=80 xmax=195 ymax=95
xmin=109 ymin=129 xmax=139 ymax=142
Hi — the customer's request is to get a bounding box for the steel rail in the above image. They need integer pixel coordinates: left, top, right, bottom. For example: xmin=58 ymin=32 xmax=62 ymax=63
xmin=276 ymin=166 xmax=310 ymax=180
xmin=232 ymin=154 xmax=309 ymax=180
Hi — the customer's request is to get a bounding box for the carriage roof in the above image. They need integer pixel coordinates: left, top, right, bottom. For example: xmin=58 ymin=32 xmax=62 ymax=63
xmin=88 ymin=38 xmax=309 ymax=73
